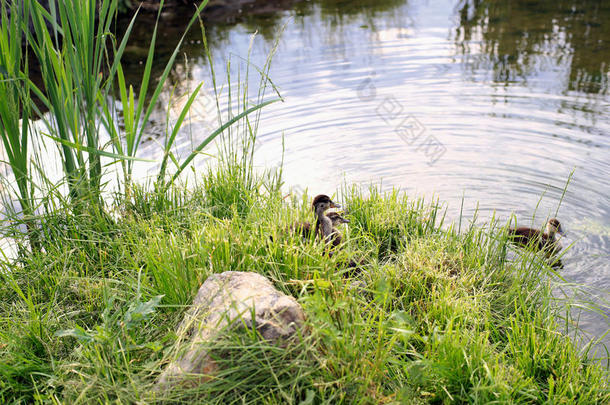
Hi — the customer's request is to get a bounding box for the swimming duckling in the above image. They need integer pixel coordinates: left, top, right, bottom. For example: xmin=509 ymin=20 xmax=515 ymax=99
xmin=508 ymin=218 xmax=565 ymax=253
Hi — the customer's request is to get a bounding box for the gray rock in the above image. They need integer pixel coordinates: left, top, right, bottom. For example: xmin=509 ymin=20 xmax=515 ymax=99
xmin=157 ymin=271 xmax=305 ymax=389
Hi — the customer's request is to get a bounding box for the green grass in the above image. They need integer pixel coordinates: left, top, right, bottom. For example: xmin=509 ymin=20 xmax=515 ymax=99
xmin=0 ymin=4 xmax=606 ymax=401
xmin=0 ymin=0 xmax=278 ymax=253
xmin=0 ymin=168 xmax=608 ymax=404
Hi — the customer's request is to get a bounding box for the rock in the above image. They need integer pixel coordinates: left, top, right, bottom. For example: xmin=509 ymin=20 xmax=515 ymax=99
xmin=156 ymin=271 xmax=305 ymax=389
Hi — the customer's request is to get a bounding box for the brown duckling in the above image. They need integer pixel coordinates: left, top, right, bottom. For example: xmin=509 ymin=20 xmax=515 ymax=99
xmin=509 ymin=218 xmax=565 ymax=253
xmin=293 ymin=210 xmax=349 ymax=241
xmin=325 ymin=212 xmax=350 ymax=248
xmin=289 ymin=194 xmax=341 ymax=240
xmin=312 ymin=194 xmax=341 ymax=240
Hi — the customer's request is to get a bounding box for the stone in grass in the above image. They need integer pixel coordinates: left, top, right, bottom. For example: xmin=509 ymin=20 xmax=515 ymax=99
xmin=156 ymin=271 xmax=306 ymax=389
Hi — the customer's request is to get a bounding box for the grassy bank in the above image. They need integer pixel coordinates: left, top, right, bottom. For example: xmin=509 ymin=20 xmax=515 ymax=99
xmin=0 ymin=1 xmax=608 ymax=403
xmin=1 ymin=166 xmax=608 ymax=403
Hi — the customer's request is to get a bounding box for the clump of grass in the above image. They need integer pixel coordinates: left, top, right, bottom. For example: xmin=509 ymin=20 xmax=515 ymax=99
xmin=0 ymin=173 xmax=608 ymax=403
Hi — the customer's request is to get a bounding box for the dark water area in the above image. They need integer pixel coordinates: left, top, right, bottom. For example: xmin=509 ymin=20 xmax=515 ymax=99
xmin=118 ymin=0 xmax=610 ymax=351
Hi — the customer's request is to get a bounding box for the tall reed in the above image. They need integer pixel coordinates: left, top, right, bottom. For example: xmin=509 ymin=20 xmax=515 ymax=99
xmin=26 ymin=0 xmax=114 ymax=205
xmin=0 ymin=0 xmax=278 ymax=251
xmin=0 ymin=1 xmax=38 ymax=248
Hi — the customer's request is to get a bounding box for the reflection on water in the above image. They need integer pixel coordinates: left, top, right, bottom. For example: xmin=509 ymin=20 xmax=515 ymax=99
xmin=455 ymin=0 xmax=610 ymax=95
xmin=119 ymin=0 xmax=610 ymax=98
xmin=119 ymin=0 xmax=609 ymax=348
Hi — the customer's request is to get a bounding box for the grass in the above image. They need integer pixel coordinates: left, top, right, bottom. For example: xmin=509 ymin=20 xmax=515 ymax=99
xmin=0 ymin=1 xmax=607 ymax=403
xmin=0 ymin=0 xmax=278 ymax=252
xmin=0 ymin=169 xmax=608 ymax=404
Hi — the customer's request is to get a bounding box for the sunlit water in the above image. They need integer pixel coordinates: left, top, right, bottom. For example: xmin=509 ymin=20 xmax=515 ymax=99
xmin=8 ymin=0 xmax=610 ymax=350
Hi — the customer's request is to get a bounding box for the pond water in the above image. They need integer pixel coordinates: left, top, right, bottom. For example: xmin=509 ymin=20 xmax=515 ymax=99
xmin=120 ymin=0 xmax=609 ymax=350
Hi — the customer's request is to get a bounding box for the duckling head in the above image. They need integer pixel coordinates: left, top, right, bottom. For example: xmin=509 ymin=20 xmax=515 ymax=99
xmin=546 ymin=218 xmax=565 ymax=238
xmin=327 ymin=212 xmax=350 ymax=226
xmin=312 ymin=194 xmax=341 ymax=213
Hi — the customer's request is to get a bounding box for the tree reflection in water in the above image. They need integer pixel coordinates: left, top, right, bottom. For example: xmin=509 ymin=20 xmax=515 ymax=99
xmin=454 ymin=0 xmax=610 ymax=95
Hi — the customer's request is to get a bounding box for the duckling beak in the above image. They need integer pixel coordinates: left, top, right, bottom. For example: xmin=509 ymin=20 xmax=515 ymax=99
xmin=330 ymin=201 xmax=341 ymax=209
xmin=557 ymin=225 xmax=566 ymax=237
xmin=341 ymin=218 xmax=350 ymax=224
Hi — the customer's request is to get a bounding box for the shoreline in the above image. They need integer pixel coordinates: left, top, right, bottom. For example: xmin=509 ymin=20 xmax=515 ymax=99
xmin=1 ymin=176 xmax=608 ymax=403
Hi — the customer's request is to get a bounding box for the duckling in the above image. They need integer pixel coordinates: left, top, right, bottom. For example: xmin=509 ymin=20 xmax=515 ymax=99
xmin=269 ymin=194 xmax=339 ymax=244
xmin=270 ymin=194 xmax=340 ymax=244
xmin=311 ymin=194 xmax=341 ymax=240
xmin=292 ymin=209 xmax=347 ymax=240
xmin=323 ymin=212 xmax=367 ymax=273
xmin=508 ymin=218 xmax=565 ymax=253
xmin=325 ymin=212 xmax=350 ymax=249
